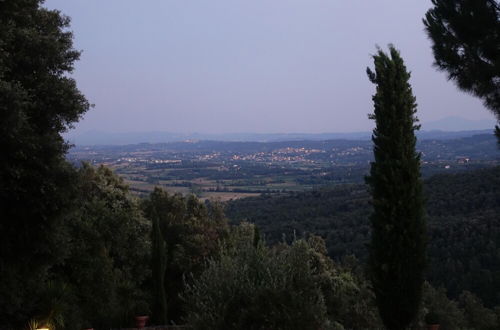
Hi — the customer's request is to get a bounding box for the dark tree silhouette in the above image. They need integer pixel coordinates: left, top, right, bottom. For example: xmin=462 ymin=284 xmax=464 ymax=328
xmin=366 ymin=46 xmax=426 ymax=330
xmin=424 ymin=0 xmax=500 ymax=143
xmin=0 ymin=0 xmax=90 ymax=325
xmin=145 ymin=188 xmax=169 ymax=324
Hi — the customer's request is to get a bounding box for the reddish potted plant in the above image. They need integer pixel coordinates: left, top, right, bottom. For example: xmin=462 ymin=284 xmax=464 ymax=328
xmin=134 ymin=300 xmax=151 ymax=329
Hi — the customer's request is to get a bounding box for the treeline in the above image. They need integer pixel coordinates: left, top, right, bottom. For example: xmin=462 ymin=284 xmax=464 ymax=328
xmin=143 ymin=163 xmax=308 ymax=182
xmin=225 ymin=166 xmax=500 ymax=308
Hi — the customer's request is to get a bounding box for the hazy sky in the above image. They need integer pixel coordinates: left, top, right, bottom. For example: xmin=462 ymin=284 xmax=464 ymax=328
xmin=45 ymin=0 xmax=496 ymax=134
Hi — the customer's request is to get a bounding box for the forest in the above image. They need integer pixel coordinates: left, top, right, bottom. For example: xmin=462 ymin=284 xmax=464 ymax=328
xmin=226 ymin=166 xmax=500 ymax=308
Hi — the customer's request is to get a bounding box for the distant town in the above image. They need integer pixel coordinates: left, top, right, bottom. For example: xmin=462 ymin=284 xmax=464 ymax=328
xmin=68 ymin=132 xmax=499 ymax=200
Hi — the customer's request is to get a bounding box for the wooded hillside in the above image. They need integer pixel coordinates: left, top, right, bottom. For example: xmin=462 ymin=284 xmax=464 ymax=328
xmin=226 ymin=166 xmax=500 ymax=306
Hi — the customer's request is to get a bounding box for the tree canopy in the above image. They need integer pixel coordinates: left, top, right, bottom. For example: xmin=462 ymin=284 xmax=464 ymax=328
xmin=141 ymin=188 xmax=229 ymax=323
xmin=0 ymin=0 xmax=90 ymax=325
xmin=424 ymin=0 xmax=500 ymax=142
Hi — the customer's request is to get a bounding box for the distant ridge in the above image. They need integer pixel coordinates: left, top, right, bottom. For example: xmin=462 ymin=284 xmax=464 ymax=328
xmin=65 ymin=117 xmax=496 ymax=146
xmin=422 ymin=116 xmax=496 ymax=131
xmin=65 ymin=129 xmax=494 ymax=146
xmin=65 ymin=129 xmax=495 ymax=146
xmin=65 ymin=131 xmax=372 ymax=145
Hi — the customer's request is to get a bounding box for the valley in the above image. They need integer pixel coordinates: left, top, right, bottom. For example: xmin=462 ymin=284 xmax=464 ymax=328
xmin=68 ymin=133 xmax=499 ymax=200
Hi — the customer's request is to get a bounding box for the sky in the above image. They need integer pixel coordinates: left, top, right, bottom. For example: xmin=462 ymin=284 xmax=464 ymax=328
xmin=44 ymin=0 xmax=496 ymax=134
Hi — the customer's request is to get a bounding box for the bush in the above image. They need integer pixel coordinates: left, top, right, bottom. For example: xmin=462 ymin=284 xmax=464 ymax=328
xmin=421 ymin=282 xmax=465 ymax=330
xmin=183 ymin=226 xmax=381 ymax=329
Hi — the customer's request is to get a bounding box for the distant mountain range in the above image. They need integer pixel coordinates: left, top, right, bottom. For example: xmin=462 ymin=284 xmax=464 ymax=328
xmin=65 ymin=116 xmax=497 ymax=146
xmin=422 ymin=116 xmax=496 ymax=131
xmin=65 ymin=131 xmax=371 ymax=145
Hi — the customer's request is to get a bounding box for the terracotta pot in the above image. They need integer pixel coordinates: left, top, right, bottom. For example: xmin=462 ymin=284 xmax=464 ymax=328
xmin=134 ymin=315 xmax=149 ymax=328
xmin=427 ymin=324 xmax=440 ymax=330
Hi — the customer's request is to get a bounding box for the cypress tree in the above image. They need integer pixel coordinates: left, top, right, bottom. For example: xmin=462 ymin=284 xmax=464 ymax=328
xmin=366 ymin=46 xmax=426 ymax=330
xmin=149 ymin=189 xmax=168 ymax=325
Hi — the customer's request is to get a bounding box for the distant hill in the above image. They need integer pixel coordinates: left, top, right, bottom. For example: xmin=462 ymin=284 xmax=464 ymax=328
xmin=65 ymin=130 xmax=373 ymax=145
xmin=422 ymin=116 xmax=496 ymax=131
xmin=66 ymin=127 xmax=493 ymax=146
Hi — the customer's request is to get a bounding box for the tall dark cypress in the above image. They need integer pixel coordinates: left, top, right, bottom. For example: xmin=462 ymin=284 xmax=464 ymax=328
xmin=366 ymin=46 xmax=426 ymax=330
xmin=151 ymin=208 xmax=168 ymax=324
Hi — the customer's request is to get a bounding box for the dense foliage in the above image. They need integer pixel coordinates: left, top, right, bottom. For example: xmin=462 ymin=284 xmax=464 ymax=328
xmin=55 ymin=165 xmax=150 ymax=329
xmin=425 ymin=168 xmax=500 ymax=307
xmin=0 ymin=0 xmax=90 ymax=326
xmin=226 ymin=165 xmax=500 ymax=309
xmin=141 ymin=188 xmax=229 ymax=324
xmin=183 ymin=224 xmax=382 ymax=330
xmin=424 ymin=0 xmax=500 ymax=142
